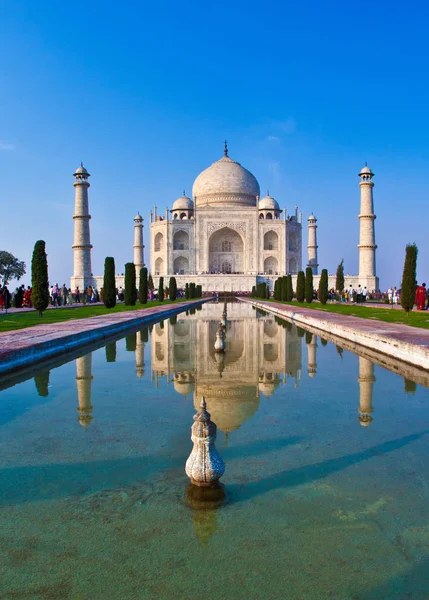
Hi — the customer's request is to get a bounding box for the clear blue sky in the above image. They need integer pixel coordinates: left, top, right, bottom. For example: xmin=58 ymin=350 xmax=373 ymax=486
xmin=1 ymin=0 xmax=429 ymax=290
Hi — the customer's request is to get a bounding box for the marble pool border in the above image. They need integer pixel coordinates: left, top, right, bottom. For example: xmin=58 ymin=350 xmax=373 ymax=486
xmin=0 ymin=299 xmax=210 ymax=377
xmin=241 ymin=299 xmax=429 ymax=373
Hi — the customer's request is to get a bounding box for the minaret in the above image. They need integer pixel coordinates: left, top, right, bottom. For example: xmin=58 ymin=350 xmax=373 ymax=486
xmin=307 ymin=214 xmax=318 ymax=275
xmin=133 ymin=212 xmax=144 ymax=273
xmin=358 ymin=357 xmax=375 ymax=426
xmin=358 ymin=165 xmax=377 ymax=286
xmin=76 ymin=354 xmax=93 ymax=427
xmin=71 ymin=164 xmax=92 ymax=291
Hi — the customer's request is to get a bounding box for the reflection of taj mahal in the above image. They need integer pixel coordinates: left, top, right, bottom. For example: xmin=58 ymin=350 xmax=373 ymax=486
xmin=151 ymin=302 xmax=302 ymax=436
xmin=72 ymin=304 xmax=377 ymax=432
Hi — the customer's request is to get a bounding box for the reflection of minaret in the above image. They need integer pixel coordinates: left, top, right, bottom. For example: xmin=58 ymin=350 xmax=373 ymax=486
xmin=358 ymin=357 xmax=375 ymax=426
xmin=76 ymin=354 xmax=93 ymax=427
xmin=307 ymin=334 xmax=317 ymax=377
xmin=135 ymin=330 xmax=145 ymax=378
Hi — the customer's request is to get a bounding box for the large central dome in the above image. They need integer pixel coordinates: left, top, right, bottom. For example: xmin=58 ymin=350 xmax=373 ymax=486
xmin=192 ymin=153 xmax=260 ymax=208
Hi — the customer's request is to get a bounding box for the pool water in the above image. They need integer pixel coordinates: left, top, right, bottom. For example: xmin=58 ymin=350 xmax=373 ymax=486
xmin=1 ymin=301 xmax=429 ymax=599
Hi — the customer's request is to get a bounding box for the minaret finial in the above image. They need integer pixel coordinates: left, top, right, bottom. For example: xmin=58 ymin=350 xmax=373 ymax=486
xmin=183 ymin=189 xmax=186 ymax=196
xmin=267 ymin=189 xmax=269 ymax=196
xmin=224 ymin=140 xmax=228 ymax=156
xmin=81 ymin=161 xmax=83 ymax=167
xmin=365 ymin=161 xmax=367 ymax=167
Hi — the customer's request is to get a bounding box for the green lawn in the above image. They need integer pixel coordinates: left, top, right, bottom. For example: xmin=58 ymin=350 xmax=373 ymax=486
xmin=263 ymin=299 xmax=429 ymax=330
xmin=0 ymin=299 xmax=192 ymax=333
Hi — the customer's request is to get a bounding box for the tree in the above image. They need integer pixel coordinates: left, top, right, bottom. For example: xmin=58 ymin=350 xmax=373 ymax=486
xmin=401 ymin=243 xmax=418 ymax=313
xmin=251 ymin=285 xmax=256 ymax=297
xmin=34 ymin=371 xmax=50 ymax=397
xmin=318 ymin=269 xmax=329 ymax=305
xmin=158 ymin=276 xmax=164 ymax=302
xmin=169 ymin=276 xmax=177 ymax=301
xmin=286 ymin=274 xmax=294 ymax=302
xmin=305 ymin=267 xmax=314 ymax=303
xmin=189 ymin=282 xmax=196 ymax=298
xmin=185 ymin=282 xmax=189 ymax=299
xmin=124 ymin=262 xmax=137 ymax=306
xmin=281 ymin=276 xmax=287 ymax=301
xmin=31 ymin=240 xmax=49 ymax=317
xmin=139 ymin=267 xmax=148 ymax=304
xmin=103 ymin=257 xmax=116 ymax=308
xmin=105 ymin=342 xmax=117 ymax=363
xmin=148 ymin=272 xmax=154 ymax=290
xmin=296 ymin=271 xmax=305 ymax=302
xmin=336 ymin=259 xmax=345 ymax=295
xmin=0 ymin=250 xmax=26 ymax=286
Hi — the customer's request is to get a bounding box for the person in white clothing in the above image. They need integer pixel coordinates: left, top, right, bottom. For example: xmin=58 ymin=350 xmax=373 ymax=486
xmin=393 ymin=287 xmax=399 ymax=304
xmin=387 ymin=287 xmax=393 ymax=304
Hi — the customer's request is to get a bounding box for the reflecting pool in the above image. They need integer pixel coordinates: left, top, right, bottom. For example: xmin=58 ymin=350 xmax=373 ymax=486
xmin=1 ymin=300 xmax=429 ymax=599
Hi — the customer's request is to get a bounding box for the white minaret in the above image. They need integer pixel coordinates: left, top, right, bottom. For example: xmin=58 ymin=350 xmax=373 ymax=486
xmin=358 ymin=165 xmax=377 ymax=287
xmin=71 ymin=164 xmax=93 ymax=291
xmin=307 ymin=214 xmax=318 ymax=275
xmin=133 ymin=212 xmax=144 ymax=273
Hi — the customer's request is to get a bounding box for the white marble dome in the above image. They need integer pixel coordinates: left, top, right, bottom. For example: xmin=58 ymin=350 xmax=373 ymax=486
xmin=192 ymin=154 xmax=260 ymax=208
xmin=259 ymin=194 xmax=279 ymax=211
xmin=74 ymin=164 xmax=89 ymax=175
xmin=172 ymin=194 xmax=194 ymax=211
xmin=359 ymin=165 xmax=373 ymax=175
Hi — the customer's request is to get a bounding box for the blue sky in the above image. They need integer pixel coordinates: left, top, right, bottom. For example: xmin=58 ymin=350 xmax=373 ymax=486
xmin=1 ymin=0 xmax=429 ymax=289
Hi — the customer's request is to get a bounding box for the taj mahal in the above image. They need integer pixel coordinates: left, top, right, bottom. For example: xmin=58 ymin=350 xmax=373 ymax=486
xmin=70 ymin=143 xmax=379 ymax=293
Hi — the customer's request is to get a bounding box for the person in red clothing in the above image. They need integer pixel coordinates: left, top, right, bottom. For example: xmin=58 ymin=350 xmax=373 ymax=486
xmin=415 ymin=282 xmax=426 ymax=310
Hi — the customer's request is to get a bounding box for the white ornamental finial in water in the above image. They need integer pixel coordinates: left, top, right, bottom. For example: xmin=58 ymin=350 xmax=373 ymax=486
xmin=214 ymin=325 xmax=226 ymax=353
xmin=185 ymin=396 xmax=225 ymax=487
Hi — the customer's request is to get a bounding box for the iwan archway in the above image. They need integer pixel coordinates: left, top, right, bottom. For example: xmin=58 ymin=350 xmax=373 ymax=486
xmin=208 ymin=227 xmax=244 ymax=274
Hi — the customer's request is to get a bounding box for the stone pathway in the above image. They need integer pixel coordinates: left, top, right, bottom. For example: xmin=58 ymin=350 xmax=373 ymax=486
xmin=243 ymin=299 xmax=429 ymax=370
xmin=0 ymin=300 xmax=206 ymax=376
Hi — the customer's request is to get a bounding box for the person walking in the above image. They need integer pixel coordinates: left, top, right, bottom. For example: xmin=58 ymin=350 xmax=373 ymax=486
xmin=415 ymin=283 xmax=426 ymax=311
xmin=393 ymin=287 xmax=399 ymax=305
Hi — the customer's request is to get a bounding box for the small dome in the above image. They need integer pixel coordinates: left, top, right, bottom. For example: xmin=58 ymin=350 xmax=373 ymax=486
xmin=74 ymin=163 xmax=89 ymax=175
xmin=359 ymin=164 xmax=373 ymax=176
xmin=173 ymin=194 xmax=194 ymax=211
xmin=308 ymin=214 xmax=317 ymax=222
xmin=134 ymin=212 xmax=143 ymax=222
xmin=259 ymin=195 xmax=280 ymax=211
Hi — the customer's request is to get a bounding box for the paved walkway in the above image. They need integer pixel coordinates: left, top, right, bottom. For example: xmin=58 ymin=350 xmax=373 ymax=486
xmin=0 ymin=299 xmax=207 ymax=376
xmin=243 ymin=299 xmax=429 ymax=370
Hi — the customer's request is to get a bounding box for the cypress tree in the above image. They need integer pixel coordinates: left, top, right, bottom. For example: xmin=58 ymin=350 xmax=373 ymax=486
xmin=251 ymin=285 xmax=256 ymax=297
xmin=169 ymin=276 xmax=177 ymax=301
xmin=124 ymin=262 xmax=137 ymax=306
xmin=197 ymin=284 xmax=202 ymax=298
xmin=185 ymin=283 xmax=189 ymax=299
xmin=266 ymin=284 xmax=270 ymax=298
xmin=158 ymin=276 xmax=164 ymax=302
xmin=305 ymin=267 xmax=314 ymax=303
xmin=281 ymin=276 xmax=287 ymax=301
xmin=103 ymin=257 xmax=116 ymax=308
xmin=148 ymin=273 xmax=154 ymax=290
xmin=31 ymin=240 xmax=49 ymax=317
xmin=139 ymin=267 xmax=148 ymax=304
xmin=318 ymin=269 xmax=329 ymax=305
xmin=296 ymin=271 xmax=305 ymax=302
xmin=286 ymin=274 xmax=294 ymax=301
xmin=274 ymin=278 xmax=279 ymax=300
xmin=401 ymin=243 xmax=418 ymax=313
xmin=336 ymin=259 xmax=345 ymax=295
xmin=189 ymin=282 xmax=196 ymax=298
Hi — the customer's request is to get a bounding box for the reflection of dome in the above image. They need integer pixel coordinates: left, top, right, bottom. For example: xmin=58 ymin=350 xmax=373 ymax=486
xmin=194 ymin=386 xmax=259 ymax=434
xmin=172 ymin=194 xmax=194 ymax=211
xmin=359 ymin=414 xmax=373 ymax=427
xmin=192 ymin=154 xmax=260 ymax=208
xmin=259 ymin=195 xmax=279 ymax=211
xmin=174 ymin=380 xmax=195 ymax=396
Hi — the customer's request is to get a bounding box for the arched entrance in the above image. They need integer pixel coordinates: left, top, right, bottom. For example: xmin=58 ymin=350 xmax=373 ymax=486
xmin=209 ymin=227 xmax=244 ymax=274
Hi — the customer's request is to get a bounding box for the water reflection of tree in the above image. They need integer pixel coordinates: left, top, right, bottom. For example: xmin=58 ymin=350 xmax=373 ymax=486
xmin=404 ymin=378 xmax=417 ymax=395
xmin=34 ymin=371 xmax=50 ymax=397
xmin=125 ymin=333 xmax=137 ymax=352
xmin=105 ymin=342 xmax=117 ymax=363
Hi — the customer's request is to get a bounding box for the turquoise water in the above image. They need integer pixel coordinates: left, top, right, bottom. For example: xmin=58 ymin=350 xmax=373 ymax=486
xmin=1 ymin=301 xmax=429 ymax=599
